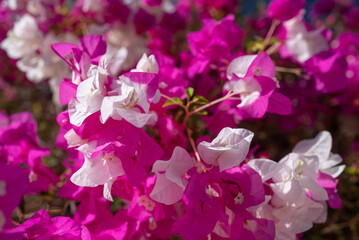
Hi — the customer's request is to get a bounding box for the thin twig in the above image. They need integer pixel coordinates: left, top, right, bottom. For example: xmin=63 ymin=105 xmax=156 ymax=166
xmin=266 ymin=41 xmax=282 ymax=55
xmin=262 ymin=20 xmax=280 ymax=50
xmin=276 ymin=66 xmax=302 ymax=76
xmin=160 ymin=93 xmax=185 ymax=108
xmin=186 ymin=127 xmax=201 ymax=162
xmin=189 ymin=91 xmax=235 ymax=116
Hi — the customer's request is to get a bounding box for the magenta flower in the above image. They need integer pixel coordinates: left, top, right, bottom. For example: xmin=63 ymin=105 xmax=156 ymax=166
xmin=224 ymin=53 xmax=292 ymax=119
xmin=9 ymin=209 xmax=91 ymax=239
xmin=51 ymin=35 xmax=107 ymax=84
xmin=0 ymin=111 xmax=58 ymax=194
xmin=100 ymin=72 xmax=160 ymax=128
xmin=198 ymin=127 xmax=253 ymax=171
xmin=268 ymin=0 xmax=305 ymax=21
xmin=304 ymin=51 xmax=348 ymax=93
xmin=0 ymin=162 xmax=28 ymax=238
xmin=187 ymin=14 xmax=242 ymax=78
xmin=151 ymin=146 xmax=194 ymax=205
xmin=175 ymin=164 xmax=267 ymax=239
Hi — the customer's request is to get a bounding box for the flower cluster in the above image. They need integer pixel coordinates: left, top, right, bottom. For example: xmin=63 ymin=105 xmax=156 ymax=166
xmin=0 ymin=0 xmax=357 ymax=239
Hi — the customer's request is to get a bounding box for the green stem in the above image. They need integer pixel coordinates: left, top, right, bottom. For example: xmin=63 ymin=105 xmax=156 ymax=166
xmin=189 ymin=91 xmax=236 ymax=116
xmin=160 ymin=93 xmax=185 ymax=108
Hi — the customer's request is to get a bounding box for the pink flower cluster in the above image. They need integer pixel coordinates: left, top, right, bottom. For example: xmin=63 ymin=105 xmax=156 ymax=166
xmin=0 ymin=112 xmax=58 ymax=194
xmin=0 ymin=0 xmax=356 ymax=239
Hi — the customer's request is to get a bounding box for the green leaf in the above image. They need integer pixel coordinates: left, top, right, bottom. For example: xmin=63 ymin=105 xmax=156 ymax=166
xmin=191 ymin=105 xmax=208 ymax=115
xmin=111 ymin=197 xmax=127 ymax=213
xmin=195 ymin=96 xmax=209 ymax=104
xmin=197 ymin=110 xmax=208 ymax=115
xmin=185 ymin=87 xmax=195 ymax=98
xmin=268 ymin=37 xmax=279 ymax=45
xmin=162 ymin=97 xmax=183 ymax=107
xmin=249 ymin=41 xmax=264 ymax=53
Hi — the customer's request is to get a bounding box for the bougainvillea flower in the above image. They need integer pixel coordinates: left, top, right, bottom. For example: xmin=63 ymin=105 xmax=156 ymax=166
xmin=270 ymin=153 xmax=328 ymax=203
xmin=1 ymin=14 xmax=42 ymax=59
xmin=100 ymin=72 xmax=159 ymax=128
xmin=304 ymin=51 xmax=348 ymax=93
xmin=283 ymin=10 xmax=329 ymax=63
xmin=187 ymin=14 xmax=242 ymax=78
xmin=131 ymin=53 xmax=159 ymax=74
xmin=175 ymin=164 xmax=266 ymax=239
xmin=224 ymin=52 xmax=292 ymax=119
xmin=268 ymin=0 xmax=306 ymax=21
xmin=198 ymin=127 xmax=254 ymax=171
xmin=150 ymin=146 xmax=194 ymax=204
xmin=226 ymin=52 xmax=276 ymax=80
xmin=69 ymin=57 xmax=108 ymax=126
xmin=0 ymin=111 xmax=59 ymax=194
xmin=0 ymin=163 xmax=28 ymax=235
xmin=269 ymin=193 xmax=327 ymax=238
xmin=292 ymin=131 xmax=345 ymax=178
xmin=51 ymin=35 xmax=107 ymax=84
xmin=8 ymin=209 xmax=91 ymax=239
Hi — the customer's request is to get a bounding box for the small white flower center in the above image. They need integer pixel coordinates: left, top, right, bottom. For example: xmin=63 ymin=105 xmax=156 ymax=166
xmin=0 ymin=181 xmax=6 ymax=196
xmin=102 ymin=152 xmax=119 ymax=163
xmin=148 ymin=217 xmax=157 ymax=230
xmin=346 ymin=70 xmax=354 ymax=79
xmin=29 ymin=171 xmax=37 ymax=182
xmin=172 ymin=129 xmax=179 ymax=136
xmin=205 ymin=184 xmax=219 ymax=197
xmin=138 ymin=195 xmax=156 ymax=212
xmin=252 ymin=66 xmax=262 ymax=76
xmin=346 ymin=55 xmax=355 ymax=64
xmin=196 ymin=162 xmax=207 ymax=173
xmin=0 ymin=210 xmax=5 ymax=232
xmin=234 ymin=191 xmax=244 ymax=204
xmin=159 ymin=82 xmax=168 ymax=89
xmin=273 ymin=77 xmax=280 ymax=88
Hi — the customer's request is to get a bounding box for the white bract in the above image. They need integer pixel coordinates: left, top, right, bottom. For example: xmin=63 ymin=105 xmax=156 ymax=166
xmin=26 ymin=0 xmax=46 ymax=16
xmin=82 ymin=0 xmax=103 ymax=12
xmin=1 ymin=14 xmax=42 ymax=59
xmin=69 ymin=58 xmax=108 ymax=126
xmin=131 ymin=53 xmax=159 ymax=74
xmin=271 ymin=194 xmax=326 ymax=239
xmin=106 ymin=27 xmax=147 ymax=71
xmin=64 ymin=129 xmax=88 ymax=148
xmin=100 ymin=75 xmax=158 ymax=128
xmin=106 ymin=45 xmax=128 ymax=76
xmin=226 ymin=77 xmax=262 ymax=107
xmin=71 ymin=150 xmax=125 ymax=201
xmin=1 ymin=16 xmax=76 ymax=101
xmin=270 ymin=153 xmax=328 ymax=203
xmin=284 ymin=10 xmax=329 ymax=63
xmin=17 ymin=55 xmax=49 ymax=83
xmin=16 ymin=33 xmax=74 ymax=84
xmin=226 ymin=53 xmax=276 ymax=80
xmin=1 ymin=0 xmax=25 ymax=10
xmin=253 ymin=189 xmax=327 ymax=240
xmin=69 ymin=54 xmax=160 ymax=128
xmin=292 ymin=131 xmax=345 ymax=178
xmin=150 ymin=146 xmax=194 ymax=205
xmin=226 ymin=55 xmax=257 ymax=79
xmin=224 ymin=53 xmax=277 ymax=107
xmin=198 ymin=127 xmax=254 ymax=171
xmin=246 ymin=132 xmax=342 ymax=240
xmin=247 ymin=158 xmax=280 ymax=182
